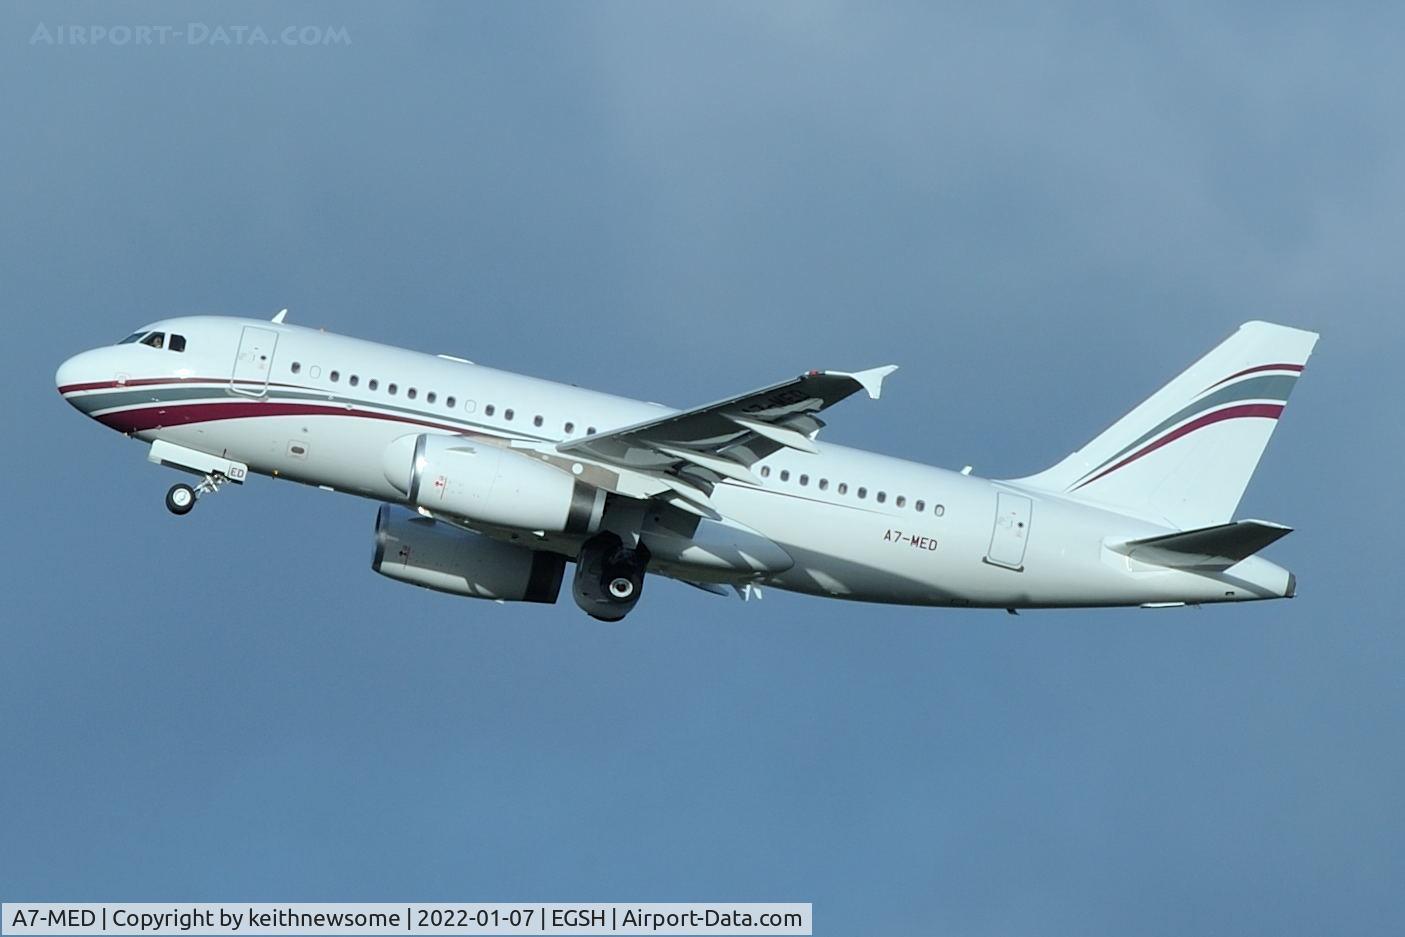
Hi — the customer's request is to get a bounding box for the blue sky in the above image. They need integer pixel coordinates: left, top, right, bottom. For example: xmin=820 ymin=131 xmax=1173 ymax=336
xmin=2 ymin=2 xmax=1401 ymax=934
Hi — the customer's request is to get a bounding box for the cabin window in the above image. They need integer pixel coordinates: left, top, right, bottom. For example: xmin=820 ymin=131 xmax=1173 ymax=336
xmin=368 ymin=379 xmax=379 ymax=391
xmin=290 ymin=362 xmax=301 ymax=374
xmin=587 ymin=427 xmax=596 ymax=435
xmin=387 ymin=383 xmax=398 ymax=395
xmin=309 ymin=365 xmax=321 ymax=379
xmin=934 ymin=504 xmax=945 ymax=516
xmin=876 ymin=491 xmax=887 ymax=503
xmin=485 ymin=404 xmax=495 ymax=416
xmin=139 ymin=332 xmax=166 ymax=349
xmin=329 ymin=370 xmax=339 ymax=382
xmin=426 ymin=392 xmax=436 ymax=404
xmin=349 ymin=375 xmax=359 ymax=387
xmin=445 ymin=396 xmax=455 ymax=408
xmin=838 ymin=483 xmax=848 ymax=495
xmin=406 ymin=387 xmax=416 ymax=399
xmin=915 ymin=499 xmax=925 ymax=512
xmin=504 ymin=408 xmax=514 ymax=421
xmin=564 ymin=421 xmax=575 ymax=434
xmin=779 ymin=470 xmax=790 ymax=482
xmin=533 ymin=415 xmax=543 ymax=427
xmin=857 ymin=487 xmax=867 ymax=499
xmin=799 ymin=474 xmax=809 ymax=486
xmin=463 ymin=399 xmax=476 ymax=413
xmin=168 ymin=334 xmax=187 ymax=353
xmin=760 ymin=466 xmax=770 ymax=478
xmin=818 ymin=478 xmax=828 ymax=491
xmin=895 ymin=495 xmax=906 ymax=507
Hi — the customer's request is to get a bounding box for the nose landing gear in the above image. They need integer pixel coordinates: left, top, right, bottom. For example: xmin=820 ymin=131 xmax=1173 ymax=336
xmin=163 ymin=471 xmax=232 ymax=516
xmin=150 ymin=442 xmax=248 ymax=517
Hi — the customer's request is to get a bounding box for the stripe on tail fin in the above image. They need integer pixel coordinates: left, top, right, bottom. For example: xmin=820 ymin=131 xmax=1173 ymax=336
xmin=1009 ymin=321 xmax=1318 ymax=529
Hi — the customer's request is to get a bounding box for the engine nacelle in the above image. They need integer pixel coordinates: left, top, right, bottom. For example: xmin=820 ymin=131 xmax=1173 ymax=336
xmin=382 ymin=433 xmax=604 ymax=533
xmin=371 ymin=504 xmax=565 ymax=602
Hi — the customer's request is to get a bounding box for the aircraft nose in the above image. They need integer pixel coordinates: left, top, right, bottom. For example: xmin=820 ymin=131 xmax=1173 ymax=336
xmin=56 ymin=353 xmax=85 ymax=394
xmin=56 ymin=349 xmax=103 ymax=404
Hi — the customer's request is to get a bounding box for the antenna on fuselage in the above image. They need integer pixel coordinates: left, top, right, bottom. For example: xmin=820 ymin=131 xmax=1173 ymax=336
xmin=271 ymin=308 xmax=288 ymax=324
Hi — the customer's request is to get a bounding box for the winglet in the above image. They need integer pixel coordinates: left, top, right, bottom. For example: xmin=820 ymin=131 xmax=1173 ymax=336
xmin=271 ymin=308 xmax=289 ymax=324
xmin=828 ymin=364 xmax=899 ymax=400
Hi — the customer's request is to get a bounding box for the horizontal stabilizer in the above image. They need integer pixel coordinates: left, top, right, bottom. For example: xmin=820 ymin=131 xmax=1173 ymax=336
xmin=1111 ymin=519 xmax=1293 ymax=571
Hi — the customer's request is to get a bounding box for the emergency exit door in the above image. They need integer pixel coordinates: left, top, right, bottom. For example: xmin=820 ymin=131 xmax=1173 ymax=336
xmin=231 ymin=326 xmax=278 ymax=397
xmin=986 ymin=492 xmax=1032 ymax=570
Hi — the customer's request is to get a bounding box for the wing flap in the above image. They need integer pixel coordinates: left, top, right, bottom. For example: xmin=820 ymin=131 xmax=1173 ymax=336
xmin=653 ymin=443 xmax=763 ymax=486
xmin=725 ymin=415 xmax=820 ymax=454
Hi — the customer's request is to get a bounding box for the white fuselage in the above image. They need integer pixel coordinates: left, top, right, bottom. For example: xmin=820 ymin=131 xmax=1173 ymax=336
xmin=56 ymin=316 xmax=1295 ymax=610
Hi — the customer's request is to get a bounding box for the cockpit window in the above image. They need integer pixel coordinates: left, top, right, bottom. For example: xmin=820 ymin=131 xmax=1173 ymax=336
xmin=119 ymin=330 xmax=184 ymax=351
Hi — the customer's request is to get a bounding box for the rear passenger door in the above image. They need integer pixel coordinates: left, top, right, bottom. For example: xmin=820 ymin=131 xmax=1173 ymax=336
xmin=985 ymin=492 xmax=1032 ymax=570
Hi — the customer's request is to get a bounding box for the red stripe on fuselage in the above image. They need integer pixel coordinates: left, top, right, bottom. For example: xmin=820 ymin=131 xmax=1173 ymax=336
xmin=95 ymin=399 xmax=482 ymax=437
xmin=58 ymin=376 xmax=297 ymax=395
xmin=1071 ymin=403 xmax=1284 ymax=491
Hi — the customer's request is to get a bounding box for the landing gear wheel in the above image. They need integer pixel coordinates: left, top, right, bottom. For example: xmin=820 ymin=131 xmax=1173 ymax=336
xmin=165 ymin=483 xmax=196 ymax=515
xmin=608 ymin=576 xmax=636 ymax=600
xmin=573 ymin=532 xmax=650 ymax=621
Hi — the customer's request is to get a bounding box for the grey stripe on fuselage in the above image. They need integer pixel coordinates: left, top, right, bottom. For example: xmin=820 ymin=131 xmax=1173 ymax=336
xmin=67 ymin=382 xmax=556 ymax=444
xmin=69 ymin=384 xmax=322 ymax=414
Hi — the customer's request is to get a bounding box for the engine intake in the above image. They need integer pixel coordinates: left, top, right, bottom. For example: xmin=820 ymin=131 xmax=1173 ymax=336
xmin=372 ymin=504 xmax=564 ymax=603
xmin=382 ymin=433 xmax=603 ymax=533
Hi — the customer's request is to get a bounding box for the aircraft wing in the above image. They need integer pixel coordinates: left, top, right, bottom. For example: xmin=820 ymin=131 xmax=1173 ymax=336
xmin=555 ymin=365 xmax=897 ymax=504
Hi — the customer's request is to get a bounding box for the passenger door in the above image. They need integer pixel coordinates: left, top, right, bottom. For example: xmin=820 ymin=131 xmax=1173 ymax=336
xmin=231 ymin=326 xmax=278 ymax=397
xmin=986 ymin=492 xmax=1032 ymax=570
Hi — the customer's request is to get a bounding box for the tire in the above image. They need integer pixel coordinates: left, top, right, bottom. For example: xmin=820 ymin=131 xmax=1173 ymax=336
xmin=572 ymin=532 xmax=649 ymax=620
xmin=165 ymin=484 xmax=196 ymax=515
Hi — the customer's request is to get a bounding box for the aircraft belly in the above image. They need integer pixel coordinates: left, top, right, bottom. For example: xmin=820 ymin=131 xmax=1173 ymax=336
xmin=641 ymin=517 xmax=793 ymax=576
xmin=707 ymin=484 xmax=969 ymax=605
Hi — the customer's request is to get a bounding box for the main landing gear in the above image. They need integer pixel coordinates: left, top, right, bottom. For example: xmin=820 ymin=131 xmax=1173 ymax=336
xmin=572 ymin=531 xmax=650 ymax=621
xmin=164 ymin=471 xmax=232 ymax=516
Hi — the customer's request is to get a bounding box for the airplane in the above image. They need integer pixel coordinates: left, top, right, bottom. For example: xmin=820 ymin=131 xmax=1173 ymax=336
xmin=55 ymin=314 xmax=1317 ymax=620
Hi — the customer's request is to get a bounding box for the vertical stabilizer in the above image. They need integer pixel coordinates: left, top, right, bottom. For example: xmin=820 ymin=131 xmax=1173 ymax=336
xmin=1009 ymin=321 xmax=1318 ymax=529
